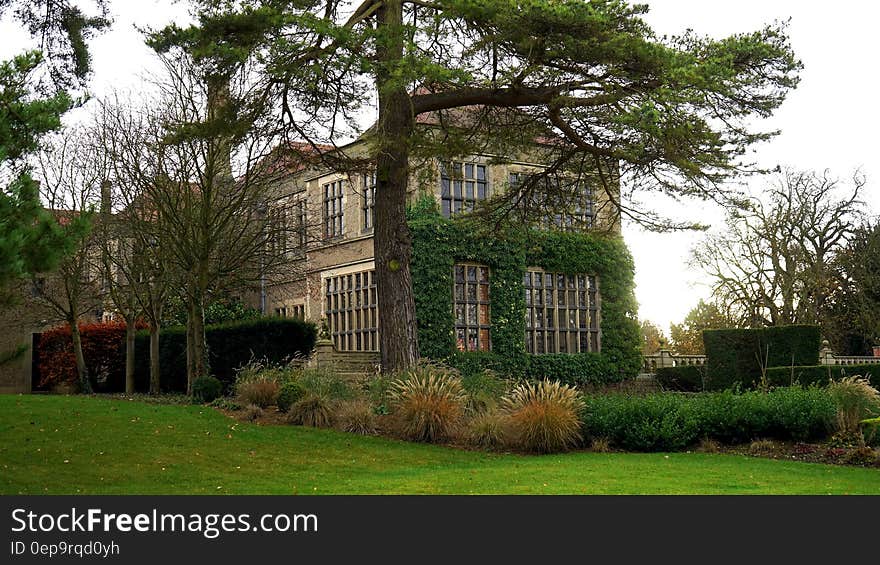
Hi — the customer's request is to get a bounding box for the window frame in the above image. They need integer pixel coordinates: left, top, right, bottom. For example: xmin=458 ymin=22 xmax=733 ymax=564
xmin=453 ymin=263 xmax=492 ymax=352
xmin=325 ymin=269 xmax=379 ymax=352
xmin=322 ymin=179 xmax=345 ymax=239
xmin=508 ymin=170 xmax=595 ymax=230
xmin=440 ymin=161 xmax=489 ymax=218
xmin=362 ymin=172 xmax=376 ymax=232
xmin=524 ymin=269 xmax=600 ymax=354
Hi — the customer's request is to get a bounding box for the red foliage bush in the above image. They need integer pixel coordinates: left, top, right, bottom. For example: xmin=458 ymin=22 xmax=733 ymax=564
xmin=37 ymin=321 xmax=145 ymax=390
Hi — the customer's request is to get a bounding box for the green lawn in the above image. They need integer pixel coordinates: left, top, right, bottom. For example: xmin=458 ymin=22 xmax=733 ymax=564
xmin=1 ymin=395 xmax=878 ymax=494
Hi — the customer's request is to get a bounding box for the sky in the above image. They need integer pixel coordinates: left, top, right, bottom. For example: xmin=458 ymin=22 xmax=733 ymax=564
xmin=3 ymin=1 xmax=878 ymax=334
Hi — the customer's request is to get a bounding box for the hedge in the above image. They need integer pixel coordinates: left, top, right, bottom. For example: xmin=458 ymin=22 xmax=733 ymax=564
xmin=409 ymin=198 xmax=641 ymax=385
xmin=581 ymin=387 xmax=836 ymax=452
xmin=703 ymin=325 xmax=820 ymax=391
xmin=133 ymin=317 xmax=317 ymax=393
xmin=655 ymin=365 xmax=706 ymax=392
xmin=35 ymin=322 xmax=146 ymax=391
xmin=764 ymin=364 xmax=880 ymax=388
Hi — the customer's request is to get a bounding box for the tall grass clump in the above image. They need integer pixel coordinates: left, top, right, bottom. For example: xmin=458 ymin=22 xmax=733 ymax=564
xmin=388 ymin=363 xmax=466 ymax=442
xmin=467 ymin=410 xmax=505 ymax=449
xmin=500 ymin=380 xmax=583 ymax=453
xmin=828 ymin=376 xmax=880 ymax=443
xmin=286 ymin=395 xmax=335 ymax=428
xmin=335 ymin=400 xmax=380 ymax=435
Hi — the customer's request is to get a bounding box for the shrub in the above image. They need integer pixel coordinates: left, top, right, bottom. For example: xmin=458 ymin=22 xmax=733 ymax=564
xmin=236 ymin=379 xmax=280 ymax=408
xmin=827 ymin=376 xmax=880 ymax=439
xmin=388 ymin=364 xmax=467 ymax=443
xmin=191 ymin=376 xmax=223 ymax=403
xmin=581 ymin=387 xmax=836 ymax=452
xmin=461 ymin=369 xmax=507 ymax=415
xmin=133 ymin=317 xmax=317 ymax=392
xmin=766 ymin=385 xmax=835 ymax=441
xmin=35 ymin=322 xmax=146 ymax=391
xmin=500 ymin=380 xmax=584 ymax=453
xmin=656 ymin=365 xmax=705 ymax=392
xmin=468 ymin=410 xmax=505 ymax=449
xmin=335 ymin=400 xmax=379 ymax=435
xmin=277 ymin=381 xmax=306 ymax=413
xmin=287 ymin=395 xmax=335 ymax=428
xmin=583 ymin=393 xmax=700 ymax=452
xmin=365 ymin=374 xmax=393 ymax=415
xmin=703 ymin=325 xmax=820 ymax=390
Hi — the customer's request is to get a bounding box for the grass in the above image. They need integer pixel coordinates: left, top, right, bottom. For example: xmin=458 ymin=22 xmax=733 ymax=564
xmin=1 ymin=395 xmax=878 ymax=494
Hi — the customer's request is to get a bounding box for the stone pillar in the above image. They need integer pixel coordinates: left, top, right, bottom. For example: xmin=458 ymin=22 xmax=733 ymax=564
xmin=658 ymin=349 xmax=674 ymax=368
xmin=819 ymin=340 xmax=835 ymax=366
xmin=309 ymin=338 xmax=336 ymax=369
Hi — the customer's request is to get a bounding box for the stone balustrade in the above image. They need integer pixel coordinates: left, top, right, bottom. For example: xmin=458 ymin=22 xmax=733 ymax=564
xmin=643 ymin=340 xmax=880 ymax=374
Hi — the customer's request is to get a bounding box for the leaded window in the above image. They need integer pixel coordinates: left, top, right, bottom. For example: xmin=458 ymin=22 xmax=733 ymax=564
xmin=323 ymin=180 xmax=344 ymax=238
xmin=454 ymin=263 xmax=491 ymax=351
xmin=325 ymin=270 xmax=378 ymax=351
xmin=362 ymin=172 xmax=376 ymax=231
xmin=441 ymin=162 xmax=488 ymax=218
xmin=524 ymin=270 xmax=599 ymax=354
xmin=509 ymin=172 xmax=594 ymax=230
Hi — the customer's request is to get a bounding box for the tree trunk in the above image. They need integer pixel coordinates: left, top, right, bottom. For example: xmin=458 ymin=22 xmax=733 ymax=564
xmin=124 ymin=317 xmax=135 ymax=394
xmin=69 ymin=320 xmax=91 ymax=393
xmin=374 ymin=0 xmax=419 ymax=374
xmin=186 ymin=292 xmax=208 ymax=394
xmin=149 ymin=323 xmax=161 ymax=395
xmin=186 ymin=298 xmax=195 ymax=394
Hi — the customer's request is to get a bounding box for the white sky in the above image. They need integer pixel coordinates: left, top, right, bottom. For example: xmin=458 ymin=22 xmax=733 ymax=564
xmin=3 ymin=1 xmax=878 ymax=334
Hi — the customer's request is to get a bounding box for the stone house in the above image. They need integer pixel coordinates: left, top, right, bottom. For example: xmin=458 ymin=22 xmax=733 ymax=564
xmin=257 ymin=136 xmax=639 ymax=377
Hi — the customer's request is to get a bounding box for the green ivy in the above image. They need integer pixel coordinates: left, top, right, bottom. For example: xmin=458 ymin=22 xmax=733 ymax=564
xmin=409 ymin=199 xmax=641 ymax=384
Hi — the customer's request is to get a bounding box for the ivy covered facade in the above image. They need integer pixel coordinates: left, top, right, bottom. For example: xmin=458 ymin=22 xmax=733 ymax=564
xmin=409 ymin=198 xmax=641 ymax=384
xmin=261 ymin=145 xmax=641 ymax=384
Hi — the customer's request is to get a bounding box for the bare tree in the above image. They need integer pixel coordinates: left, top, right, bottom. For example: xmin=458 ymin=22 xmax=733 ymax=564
xmin=692 ymin=169 xmax=865 ymax=329
xmin=31 ymin=127 xmax=107 ymax=392
xmin=97 ymin=50 xmax=308 ymax=393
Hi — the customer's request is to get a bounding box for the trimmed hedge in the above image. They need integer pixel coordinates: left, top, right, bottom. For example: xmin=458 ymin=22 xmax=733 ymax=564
xmin=582 ymin=387 xmax=835 ymax=452
xmin=410 ymin=197 xmax=641 ymax=385
xmin=703 ymin=325 xmax=821 ymax=391
xmin=35 ymin=322 xmax=146 ymax=391
xmin=134 ymin=317 xmax=317 ymax=393
xmin=764 ymin=364 xmax=880 ymax=388
xmin=655 ymin=365 xmax=705 ymax=392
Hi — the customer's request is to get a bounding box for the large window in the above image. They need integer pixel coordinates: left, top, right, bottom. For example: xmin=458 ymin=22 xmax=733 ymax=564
xmin=325 ymin=270 xmax=378 ymax=351
xmin=524 ymin=270 xmax=599 ymax=354
xmin=294 ymin=198 xmax=307 ymax=248
xmin=267 ymin=205 xmax=289 ymax=256
xmin=323 ymin=180 xmax=344 ymax=238
xmin=362 ymin=172 xmax=376 ymax=231
xmin=509 ymin=172 xmax=594 ymax=230
xmin=454 ymin=263 xmax=491 ymax=351
xmin=441 ymin=162 xmax=488 ymax=218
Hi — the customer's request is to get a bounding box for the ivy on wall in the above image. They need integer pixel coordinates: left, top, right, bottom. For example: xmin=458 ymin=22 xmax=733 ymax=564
xmin=409 ymin=198 xmax=641 ymax=384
